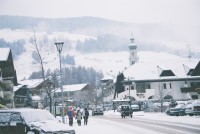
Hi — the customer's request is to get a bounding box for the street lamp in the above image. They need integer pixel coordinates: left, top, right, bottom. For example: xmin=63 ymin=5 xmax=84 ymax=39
xmin=55 ymin=42 xmax=65 ymax=123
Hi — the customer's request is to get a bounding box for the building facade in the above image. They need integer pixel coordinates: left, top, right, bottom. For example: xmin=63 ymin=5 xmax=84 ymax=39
xmin=115 ymin=38 xmax=200 ymax=102
xmin=0 ymin=48 xmax=18 ymax=108
xmin=54 ymin=83 xmax=92 ymax=108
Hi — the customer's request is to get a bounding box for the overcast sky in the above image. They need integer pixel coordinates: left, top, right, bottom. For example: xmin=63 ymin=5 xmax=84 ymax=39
xmin=0 ymin=0 xmax=199 ymax=24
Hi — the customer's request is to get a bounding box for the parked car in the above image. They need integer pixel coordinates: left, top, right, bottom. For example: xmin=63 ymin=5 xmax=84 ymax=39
xmin=185 ymin=100 xmax=194 ymax=116
xmin=169 ymin=104 xmax=186 ymax=116
xmin=0 ymin=108 xmax=75 ymax=134
xmin=185 ymin=99 xmax=200 ymax=116
xmin=103 ymin=103 xmax=113 ymax=111
xmin=92 ymin=106 xmax=103 ymax=116
xmin=130 ymin=104 xmax=140 ymax=112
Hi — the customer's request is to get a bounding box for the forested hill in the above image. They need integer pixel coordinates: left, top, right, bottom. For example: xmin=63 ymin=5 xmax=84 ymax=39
xmin=0 ymin=15 xmax=199 ymax=58
xmin=0 ymin=15 xmax=128 ymax=32
xmin=0 ymin=15 xmax=164 ymax=38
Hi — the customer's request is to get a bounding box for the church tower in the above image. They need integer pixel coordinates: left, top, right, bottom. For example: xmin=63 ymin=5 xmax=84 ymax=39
xmin=128 ymin=36 xmax=138 ymax=66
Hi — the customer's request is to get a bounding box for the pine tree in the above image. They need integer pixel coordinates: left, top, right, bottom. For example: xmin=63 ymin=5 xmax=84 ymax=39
xmin=114 ymin=72 xmax=125 ymax=99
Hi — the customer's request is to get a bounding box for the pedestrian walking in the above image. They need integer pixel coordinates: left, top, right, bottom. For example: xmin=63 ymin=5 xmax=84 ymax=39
xmin=76 ymin=107 xmax=82 ymax=126
xmin=82 ymin=108 xmax=89 ymax=125
xmin=67 ymin=106 xmax=75 ymax=126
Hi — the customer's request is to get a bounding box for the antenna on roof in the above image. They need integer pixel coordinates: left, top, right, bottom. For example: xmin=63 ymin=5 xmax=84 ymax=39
xmin=187 ymin=44 xmax=192 ymax=61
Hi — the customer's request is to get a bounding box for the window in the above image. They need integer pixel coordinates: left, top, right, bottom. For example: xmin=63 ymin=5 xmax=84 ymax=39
xmin=169 ymin=83 xmax=172 ymax=89
xmin=131 ymin=86 xmax=134 ymax=90
xmin=136 ymin=82 xmax=150 ymax=93
xmin=147 ymin=84 xmax=151 ymax=89
xmin=163 ymin=83 xmax=167 ymax=89
xmin=191 ymin=95 xmax=198 ymax=99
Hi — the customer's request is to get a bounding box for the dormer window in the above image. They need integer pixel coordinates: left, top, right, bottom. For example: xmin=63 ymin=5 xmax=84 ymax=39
xmin=160 ymin=70 xmax=175 ymax=77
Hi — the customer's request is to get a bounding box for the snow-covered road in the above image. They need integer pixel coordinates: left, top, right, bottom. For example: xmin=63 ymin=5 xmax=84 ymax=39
xmin=69 ymin=111 xmax=200 ymax=134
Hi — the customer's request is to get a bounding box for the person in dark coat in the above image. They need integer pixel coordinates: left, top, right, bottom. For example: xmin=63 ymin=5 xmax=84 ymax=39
xmin=82 ymin=108 xmax=89 ymax=125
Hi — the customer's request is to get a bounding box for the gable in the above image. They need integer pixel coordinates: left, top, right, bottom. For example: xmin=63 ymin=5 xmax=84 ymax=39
xmin=15 ymin=86 xmax=30 ymax=96
xmin=187 ymin=69 xmax=194 ymax=75
xmin=160 ymin=70 xmax=175 ymax=77
xmin=191 ymin=61 xmax=200 ymax=76
xmin=0 ymin=48 xmax=10 ymax=61
xmin=0 ymin=48 xmax=18 ymax=85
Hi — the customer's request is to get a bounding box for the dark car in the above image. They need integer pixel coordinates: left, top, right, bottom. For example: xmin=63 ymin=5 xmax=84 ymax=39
xmin=0 ymin=108 xmax=75 ymax=134
xmin=169 ymin=104 xmax=186 ymax=116
xmin=92 ymin=106 xmax=103 ymax=116
xmin=117 ymin=105 xmax=133 ymax=118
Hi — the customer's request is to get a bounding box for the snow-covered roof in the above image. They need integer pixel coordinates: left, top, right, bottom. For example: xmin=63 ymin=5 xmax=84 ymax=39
xmin=123 ymin=58 xmax=200 ymax=81
xmin=101 ymin=75 xmax=113 ymax=81
xmin=0 ymin=48 xmax=10 ymax=61
xmin=128 ymin=42 xmax=137 ymax=50
xmin=13 ymin=85 xmax=24 ymax=92
xmin=32 ymin=95 xmax=41 ymax=101
xmin=18 ymin=79 xmax=44 ymax=88
xmin=55 ymin=83 xmax=88 ymax=93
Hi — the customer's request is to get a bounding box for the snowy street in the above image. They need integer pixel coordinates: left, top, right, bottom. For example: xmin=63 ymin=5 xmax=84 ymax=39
xmin=70 ymin=111 xmax=200 ymax=134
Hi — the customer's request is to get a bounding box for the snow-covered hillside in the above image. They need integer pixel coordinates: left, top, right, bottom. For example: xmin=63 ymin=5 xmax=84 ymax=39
xmin=14 ymin=45 xmax=192 ymax=81
xmin=0 ymin=29 xmax=197 ymax=81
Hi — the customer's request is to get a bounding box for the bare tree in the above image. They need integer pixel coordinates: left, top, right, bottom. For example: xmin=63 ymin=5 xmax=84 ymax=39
xmin=157 ymin=82 xmax=172 ymax=112
xmin=29 ymin=27 xmax=55 ymax=111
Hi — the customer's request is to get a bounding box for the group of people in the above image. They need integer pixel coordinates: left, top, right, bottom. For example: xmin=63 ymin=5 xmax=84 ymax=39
xmin=67 ymin=106 xmax=89 ymax=126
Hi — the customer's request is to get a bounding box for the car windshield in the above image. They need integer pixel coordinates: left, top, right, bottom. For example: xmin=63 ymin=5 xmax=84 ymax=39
xmin=121 ymin=106 xmax=130 ymax=110
xmin=0 ymin=113 xmax=11 ymax=125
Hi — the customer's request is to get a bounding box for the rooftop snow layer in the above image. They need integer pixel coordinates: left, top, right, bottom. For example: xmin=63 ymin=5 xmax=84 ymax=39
xmin=123 ymin=58 xmax=199 ymax=81
xmin=0 ymin=48 xmax=10 ymax=61
xmin=56 ymin=83 xmax=88 ymax=92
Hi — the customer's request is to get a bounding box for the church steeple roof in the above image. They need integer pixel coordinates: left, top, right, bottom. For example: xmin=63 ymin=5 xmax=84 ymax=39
xmin=128 ymin=36 xmax=137 ymax=50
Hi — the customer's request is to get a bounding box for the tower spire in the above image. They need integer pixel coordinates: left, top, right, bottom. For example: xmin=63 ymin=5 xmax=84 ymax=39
xmin=128 ymin=33 xmax=138 ymax=66
xmin=130 ymin=32 xmax=134 ymax=43
xmin=187 ymin=44 xmax=192 ymax=61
